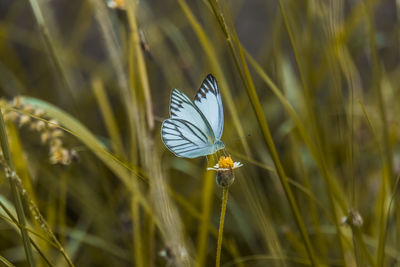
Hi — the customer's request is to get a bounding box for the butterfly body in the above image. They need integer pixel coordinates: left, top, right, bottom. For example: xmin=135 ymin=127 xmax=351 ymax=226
xmin=161 ymin=74 xmax=224 ymax=158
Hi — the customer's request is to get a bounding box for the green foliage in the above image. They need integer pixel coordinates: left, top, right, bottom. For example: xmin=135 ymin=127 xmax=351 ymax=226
xmin=0 ymin=0 xmax=399 ymax=266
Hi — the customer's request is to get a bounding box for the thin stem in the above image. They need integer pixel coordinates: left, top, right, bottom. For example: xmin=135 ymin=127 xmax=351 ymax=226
xmin=0 ymin=110 xmax=35 ymax=266
xmin=216 ymin=188 xmax=229 ymax=267
xmin=206 ymin=1 xmax=318 ymax=265
xmin=363 ymin=0 xmax=392 ymax=264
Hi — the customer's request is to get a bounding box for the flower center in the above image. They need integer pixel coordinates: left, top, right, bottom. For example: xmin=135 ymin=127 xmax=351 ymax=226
xmin=218 ymin=156 xmax=234 ymax=168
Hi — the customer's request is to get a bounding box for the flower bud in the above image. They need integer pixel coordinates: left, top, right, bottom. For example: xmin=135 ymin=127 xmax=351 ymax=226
xmin=216 ymin=168 xmax=235 ymax=188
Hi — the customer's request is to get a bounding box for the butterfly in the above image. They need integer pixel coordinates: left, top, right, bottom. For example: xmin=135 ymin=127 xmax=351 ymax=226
xmin=161 ymin=74 xmax=225 ymax=158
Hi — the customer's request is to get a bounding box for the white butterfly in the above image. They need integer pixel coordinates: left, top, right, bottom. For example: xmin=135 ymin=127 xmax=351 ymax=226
xmin=161 ymin=74 xmax=225 ymax=158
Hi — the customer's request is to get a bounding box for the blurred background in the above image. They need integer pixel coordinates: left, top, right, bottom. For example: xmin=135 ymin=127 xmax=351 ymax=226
xmin=0 ymin=0 xmax=400 ymax=266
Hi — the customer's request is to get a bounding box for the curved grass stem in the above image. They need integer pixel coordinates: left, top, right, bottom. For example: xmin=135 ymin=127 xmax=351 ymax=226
xmin=216 ymin=188 xmax=229 ymax=267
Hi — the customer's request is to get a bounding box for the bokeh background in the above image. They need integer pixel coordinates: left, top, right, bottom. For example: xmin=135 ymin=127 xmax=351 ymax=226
xmin=0 ymin=0 xmax=400 ymax=266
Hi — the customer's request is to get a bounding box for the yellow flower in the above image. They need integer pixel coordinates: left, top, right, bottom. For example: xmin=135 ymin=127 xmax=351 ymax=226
xmin=207 ymin=156 xmax=243 ymax=188
xmin=207 ymin=156 xmax=243 ymax=171
xmin=218 ymin=156 xmax=234 ymax=168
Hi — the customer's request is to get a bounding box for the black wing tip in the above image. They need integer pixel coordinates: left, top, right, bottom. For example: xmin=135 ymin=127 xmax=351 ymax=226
xmin=198 ymin=73 xmax=219 ymax=96
xmin=205 ymin=73 xmax=216 ymax=81
xmin=204 ymin=74 xmax=218 ymax=89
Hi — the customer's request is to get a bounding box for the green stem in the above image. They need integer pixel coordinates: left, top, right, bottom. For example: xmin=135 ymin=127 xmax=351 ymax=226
xmin=206 ymin=1 xmax=318 ymax=265
xmin=363 ymin=0 xmax=392 ymax=264
xmin=216 ymin=188 xmax=229 ymax=267
xmin=0 ymin=110 xmax=35 ymax=266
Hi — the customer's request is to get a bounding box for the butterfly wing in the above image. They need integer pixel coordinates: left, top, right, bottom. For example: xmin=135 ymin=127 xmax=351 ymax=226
xmin=161 ymin=118 xmax=216 ymax=158
xmin=193 ymin=74 xmax=224 ymax=140
xmin=161 ymin=89 xmax=216 ymax=158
